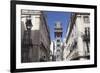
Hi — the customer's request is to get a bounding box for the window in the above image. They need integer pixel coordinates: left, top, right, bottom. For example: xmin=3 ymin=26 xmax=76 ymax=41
xmin=57 ymin=39 xmax=60 ymax=42
xmin=83 ymin=16 xmax=90 ymax=23
xmin=57 ymin=49 xmax=60 ymax=52
xmin=84 ymin=27 xmax=90 ymax=53
xmin=85 ymin=27 xmax=90 ymax=36
xmin=57 ymin=44 xmax=60 ymax=47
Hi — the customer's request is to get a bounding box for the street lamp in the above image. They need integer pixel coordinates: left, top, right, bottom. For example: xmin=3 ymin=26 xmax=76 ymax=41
xmin=25 ymin=15 xmax=33 ymax=62
xmin=26 ymin=15 xmax=33 ymax=30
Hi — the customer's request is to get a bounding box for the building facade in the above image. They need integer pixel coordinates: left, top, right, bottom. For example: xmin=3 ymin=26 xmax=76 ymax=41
xmin=63 ymin=13 xmax=90 ymax=60
xmin=21 ymin=10 xmax=51 ymax=62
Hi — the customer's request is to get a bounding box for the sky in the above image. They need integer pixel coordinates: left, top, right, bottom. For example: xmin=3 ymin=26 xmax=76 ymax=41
xmin=44 ymin=11 xmax=72 ymax=41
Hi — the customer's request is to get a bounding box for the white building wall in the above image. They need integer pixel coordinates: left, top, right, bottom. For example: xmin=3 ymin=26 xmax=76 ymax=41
xmin=76 ymin=15 xmax=85 ymax=58
xmin=63 ymin=13 xmax=90 ymax=60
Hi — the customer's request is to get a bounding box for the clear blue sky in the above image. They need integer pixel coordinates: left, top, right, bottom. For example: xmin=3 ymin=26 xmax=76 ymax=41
xmin=44 ymin=11 xmax=72 ymax=41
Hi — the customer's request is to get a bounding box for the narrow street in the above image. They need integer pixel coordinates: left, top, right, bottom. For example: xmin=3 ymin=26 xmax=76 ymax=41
xmin=21 ymin=10 xmax=90 ymax=62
